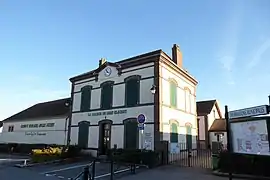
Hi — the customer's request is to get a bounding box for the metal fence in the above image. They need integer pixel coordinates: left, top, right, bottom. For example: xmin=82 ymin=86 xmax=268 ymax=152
xmin=168 ymin=143 xmax=212 ymax=169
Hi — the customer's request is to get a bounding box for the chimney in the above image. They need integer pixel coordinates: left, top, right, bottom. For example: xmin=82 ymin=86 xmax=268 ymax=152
xmin=99 ymin=58 xmax=107 ymax=67
xmin=172 ymin=44 xmax=183 ymax=67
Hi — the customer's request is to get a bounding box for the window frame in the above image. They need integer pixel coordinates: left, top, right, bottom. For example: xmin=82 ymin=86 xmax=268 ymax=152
xmin=80 ymin=85 xmax=92 ymax=112
xmin=124 ymin=75 xmax=141 ymax=107
xmin=169 ymin=79 xmax=178 ymax=108
xmin=170 ymin=123 xmax=178 ymax=143
xmin=100 ymin=81 xmax=114 ymax=110
xmin=8 ymin=125 xmax=14 ymax=132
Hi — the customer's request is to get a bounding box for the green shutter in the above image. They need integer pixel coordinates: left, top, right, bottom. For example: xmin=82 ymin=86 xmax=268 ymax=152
xmin=126 ymin=79 xmax=139 ymax=107
xmin=124 ymin=120 xmax=138 ymax=149
xmin=101 ymin=83 xmax=113 ymax=109
xmin=170 ymin=123 xmax=178 ymax=143
xmin=186 ymin=126 xmax=192 ymax=149
xmin=170 ymin=82 xmax=177 ymax=107
xmin=80 ymin=86 xmax=91 ymax=112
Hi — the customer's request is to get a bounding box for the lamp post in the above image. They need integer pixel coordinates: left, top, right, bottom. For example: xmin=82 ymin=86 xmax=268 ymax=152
xmin=225 ymin=105 xmax=232 ymax=180
xmin=65 ymin=99 xmax=72 ymax=147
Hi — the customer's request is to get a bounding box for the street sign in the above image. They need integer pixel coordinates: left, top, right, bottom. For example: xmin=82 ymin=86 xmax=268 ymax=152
xmin=138 ymin=123 xmax=144 ymax=130
xmin=228 ymin=105 xmax=268 ymax=119
xmin=137 ymin=114 xmax=146 ymax=124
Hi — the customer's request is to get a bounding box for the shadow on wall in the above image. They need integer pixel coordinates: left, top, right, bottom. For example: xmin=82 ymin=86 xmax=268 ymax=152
xmin=160 ymin=132 xmax=198 ymax=151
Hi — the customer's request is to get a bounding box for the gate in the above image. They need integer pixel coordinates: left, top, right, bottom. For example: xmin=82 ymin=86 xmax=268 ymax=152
xmin=168 ymin=143 xmax=212 ymax=169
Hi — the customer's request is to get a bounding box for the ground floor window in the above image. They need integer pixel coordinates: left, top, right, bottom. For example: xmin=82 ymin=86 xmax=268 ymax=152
xmin=123 ymin=118 xmax=138 ymax=149
xmin=186 ymin=124 xmax=192 ymax=150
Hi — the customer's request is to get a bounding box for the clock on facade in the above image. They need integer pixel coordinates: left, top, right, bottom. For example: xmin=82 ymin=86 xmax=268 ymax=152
xmin=104 ymin=67 xmax=112 ymax=77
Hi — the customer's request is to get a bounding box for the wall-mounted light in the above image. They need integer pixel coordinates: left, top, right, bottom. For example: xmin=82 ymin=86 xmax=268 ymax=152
xmin=150 ymin=85 xmax=156 ymax=94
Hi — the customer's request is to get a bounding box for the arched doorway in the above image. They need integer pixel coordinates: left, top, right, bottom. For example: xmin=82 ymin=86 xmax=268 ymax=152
xmin=98 ymin=120 xmax=112 ymax=155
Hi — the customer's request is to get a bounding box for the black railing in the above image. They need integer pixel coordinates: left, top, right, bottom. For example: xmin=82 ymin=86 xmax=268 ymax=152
xmin=70 ymin=158 xmax=139 ymax=180
xmin=71 ymin=160 xmax=96 ymax=180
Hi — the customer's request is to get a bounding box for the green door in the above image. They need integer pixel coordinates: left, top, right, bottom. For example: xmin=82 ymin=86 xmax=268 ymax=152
xmin=78 ymin=121 xmax=90 ymax=149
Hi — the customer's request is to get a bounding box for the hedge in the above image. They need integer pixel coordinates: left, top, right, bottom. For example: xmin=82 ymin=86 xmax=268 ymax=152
xmin=219 ymin=151 xmax=270 ymax=177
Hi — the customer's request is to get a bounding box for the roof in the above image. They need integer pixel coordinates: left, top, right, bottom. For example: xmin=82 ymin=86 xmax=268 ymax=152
xmin=196 ymin=100 xmax=216 ymax=116
xmin=2 ymin=98 xmax=70 ymax=122
xmin=69 ymin=50 xmax=162 ymax=82
xmin=209 ymin=118 xmax=226 ymax=132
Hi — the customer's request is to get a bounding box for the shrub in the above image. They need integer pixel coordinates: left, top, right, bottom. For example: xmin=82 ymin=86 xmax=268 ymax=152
xmin=109 ymin=148 xmax=160 ymax=168
xmin=218 ymin=151 xmax=270 ymax=177
xmin=61 ymin=145 xmax=81 ymax=158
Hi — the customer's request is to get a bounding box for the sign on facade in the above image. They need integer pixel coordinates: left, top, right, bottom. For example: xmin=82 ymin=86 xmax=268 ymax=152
xmin=88 ymin=109 xmax=127 ymax=116
xmin=25 ymin=132 xmax=47 ymax=136
xmin=228 ymin=105 xmax=268 ymax=119
xmin=21 ymin=123 xmax=55 ymax=129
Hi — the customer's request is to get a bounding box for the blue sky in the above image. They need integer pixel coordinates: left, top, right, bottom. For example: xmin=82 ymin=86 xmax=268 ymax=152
xmin=0 ymin=0 xmax=270 ymax=120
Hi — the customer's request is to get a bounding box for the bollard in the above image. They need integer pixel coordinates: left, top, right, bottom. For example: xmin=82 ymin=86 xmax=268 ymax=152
xmin=82 ymin=165 xmax=89 ymax=180
xmin=188 ymin=150 xmax=191 ymax=167
xmin=110 ymin=159 xmax=114 ymax=180
xmin=91 ymin=160 xmax=96 ymax=180
xmin=24 ymin=160 xmax=27 ymax=166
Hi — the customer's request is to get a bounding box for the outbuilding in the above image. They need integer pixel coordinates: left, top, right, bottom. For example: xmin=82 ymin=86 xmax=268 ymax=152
xmin=0 ymin=98 xmax=70 ymax=145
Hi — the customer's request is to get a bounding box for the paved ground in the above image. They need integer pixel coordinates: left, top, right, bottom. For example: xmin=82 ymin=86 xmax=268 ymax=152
xmin=0 ymin=154 xmax=245 ymax=180
xmin=118 ymin=165 xmax=246 ymax=180
xmin=0 ymin=158 xmax=137 ymax=180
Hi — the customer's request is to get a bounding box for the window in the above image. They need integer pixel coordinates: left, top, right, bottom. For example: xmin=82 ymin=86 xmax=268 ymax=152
xmin=8 ymin=125 xmax=14 ymax=132
xmin=123 ymin=119 xmax=138 ymax=149
xmin=125 ymin=76 xmax=140 ymax=107
xmin=170 ymin=80 xmax=177 ymax=108
xmin=170 ymin=123 xmax=178 ymax=143
xmin=184 ymin=88 xmax=191 ymax=113
xmin=80 ymin=86 xmax=92 ymax=112
xmin=186 ymin=124 xmax=192 ymax=150
xmin=213 ymin=110 xmax=216 ymax=119
xmin=101 ymin=81 xmax=114 ymax=109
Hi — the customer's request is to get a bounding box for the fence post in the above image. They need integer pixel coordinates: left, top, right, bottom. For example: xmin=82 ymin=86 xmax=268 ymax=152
xmin=82 ymin=165 xmax=89 ymax=180
xmin=110 ymin=159 xmax=114 ymax=180
xmin=188 ymin=149 xmax=191 ymax=167
xmin=91 ymin=160 xmax=96 ymax=180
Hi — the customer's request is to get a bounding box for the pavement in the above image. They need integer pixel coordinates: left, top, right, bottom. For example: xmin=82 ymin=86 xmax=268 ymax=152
xmin=0 ymin=153 xmax=247 ymax=180
xmin=117 ymin=166 xmax=247 ymax=180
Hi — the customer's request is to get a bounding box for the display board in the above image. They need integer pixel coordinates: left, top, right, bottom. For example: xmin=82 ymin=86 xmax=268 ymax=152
xmin=231 ymin=119 xmax=270 ymax=155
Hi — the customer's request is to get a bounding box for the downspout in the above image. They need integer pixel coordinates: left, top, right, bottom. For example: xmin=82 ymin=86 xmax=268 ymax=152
xmin=66 ymin=82 xmax=75 ymax=147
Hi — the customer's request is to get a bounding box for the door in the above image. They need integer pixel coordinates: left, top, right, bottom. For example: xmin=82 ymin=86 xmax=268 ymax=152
xmin=100 ymin=123 xmax=111 ymax=155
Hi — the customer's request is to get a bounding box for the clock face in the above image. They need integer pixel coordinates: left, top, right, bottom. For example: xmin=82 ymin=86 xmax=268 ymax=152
xmin=104 ymin=67 xmax=112 ymax=77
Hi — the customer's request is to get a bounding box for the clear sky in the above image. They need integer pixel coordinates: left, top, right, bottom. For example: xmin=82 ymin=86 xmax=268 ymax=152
xmin=1 ymin=0 xmax=270 ymax=120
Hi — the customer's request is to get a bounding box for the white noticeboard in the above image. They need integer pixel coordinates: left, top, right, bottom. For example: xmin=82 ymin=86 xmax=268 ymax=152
xmin=231 ymin=119 xmax=270 ymax=155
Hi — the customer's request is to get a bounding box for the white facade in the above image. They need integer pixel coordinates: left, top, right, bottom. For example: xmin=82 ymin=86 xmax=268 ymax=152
xmin=159 ymin=58 xmax=197 ymax=150
xmin=0 ymin=117 xmax=68 ymax=145
xmin=70 ymin=62 xmax=155 ymax=156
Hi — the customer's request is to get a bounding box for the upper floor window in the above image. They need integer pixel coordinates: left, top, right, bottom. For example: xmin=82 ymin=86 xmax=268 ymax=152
xmin=101 ymin=81 xmax=114 ymax=109
xmin=125 ymin=76 xmax=140 ymax=107
xmin=185 ymin=88 xmax=191 ymax=113
xmin=80 ymin=86 xmax=92 ymax=112
xmin=213 ymin=110 xmax=216 ymax=119
xmin=169 ymin=79 xmax=177 ymax=108
xmin=8 ymin=125 xmax=14 ymax=132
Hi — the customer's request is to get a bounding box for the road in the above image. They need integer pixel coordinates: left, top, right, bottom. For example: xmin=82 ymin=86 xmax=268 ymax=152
xmin=0 ymin=156 xmax=136 ymax=180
